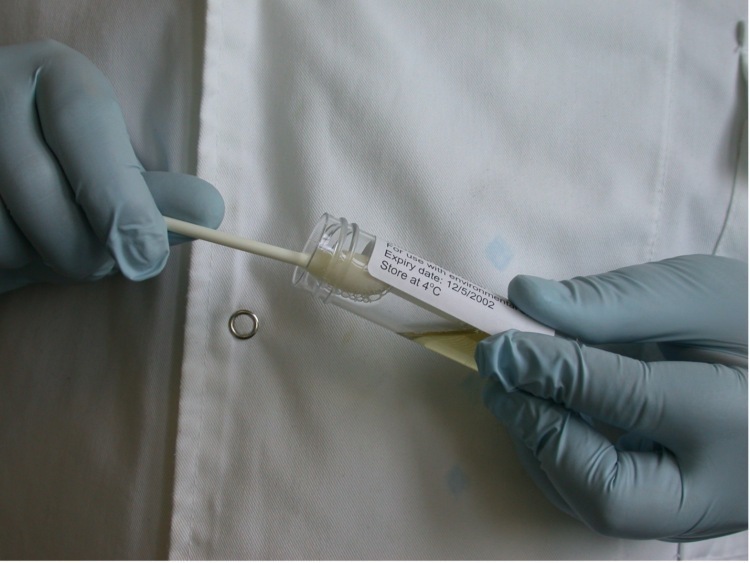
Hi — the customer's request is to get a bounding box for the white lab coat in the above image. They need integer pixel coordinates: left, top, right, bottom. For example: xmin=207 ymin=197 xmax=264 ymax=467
xmin=0 ymin=0 xmax=747 ymax=559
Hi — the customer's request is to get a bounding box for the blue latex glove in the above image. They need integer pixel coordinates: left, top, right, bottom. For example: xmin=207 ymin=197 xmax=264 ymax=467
xmin=0 ymin=40 xmax=224 ymax=293
xmin=476 ymin=255 xmax=747 ymax=541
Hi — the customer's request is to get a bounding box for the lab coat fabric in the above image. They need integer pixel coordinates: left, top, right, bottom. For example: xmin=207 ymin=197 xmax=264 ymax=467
xmin=172 ymin=0 xmax=748 ymax=559
xmin=0 ymin=0 xmax=747 ymax=560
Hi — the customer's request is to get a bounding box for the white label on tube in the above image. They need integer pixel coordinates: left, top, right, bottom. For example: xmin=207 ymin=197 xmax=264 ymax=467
xmin=367 ymin=239 xmax=553 ymax=336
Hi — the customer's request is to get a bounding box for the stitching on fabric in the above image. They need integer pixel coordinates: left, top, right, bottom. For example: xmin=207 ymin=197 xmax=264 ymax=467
xmin=645 ymin=0 xmax=679 ymax=263
xmin=188 ymin=230 xmax=216 ymax=560
xmin=185 ymin=2 xmax=222 ymax=559
xmin=185 ymin=229 xmax=215 ymax=559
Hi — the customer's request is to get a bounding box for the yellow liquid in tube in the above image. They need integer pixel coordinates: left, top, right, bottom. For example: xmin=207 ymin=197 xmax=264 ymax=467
xmin=163 ymin=214 xmax=505 ymax=371
xmin=402 ymin=329 xmax=488 ymax=371
xmin=308 ymin=246 xmax=489 ymax=369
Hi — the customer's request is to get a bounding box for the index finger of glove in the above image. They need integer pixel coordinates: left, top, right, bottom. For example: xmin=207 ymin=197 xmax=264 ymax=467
xmin=509 ymin=255 xmax=747 ymax=353
xmin=33 ymin=41 xmax=168 ymax=280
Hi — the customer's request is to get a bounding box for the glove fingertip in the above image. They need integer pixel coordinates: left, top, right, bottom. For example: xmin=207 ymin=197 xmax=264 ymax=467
xmin=509 ymin=275 xmax=570 ymax=322
xmin=475 ymin=330 xmax=521 ymax=387
xmin=180 ymin=174 xmax=225 ymax=229
xmin=143 ymin=171 xmax=225 ymax=246
xmin=110 ymin=219 xmax=170 ymax=281
xmin=474 ymin=336 xmax=496 ymax=377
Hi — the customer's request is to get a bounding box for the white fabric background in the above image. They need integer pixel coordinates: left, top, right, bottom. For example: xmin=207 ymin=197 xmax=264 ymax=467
xmin=171 ymin=0 xmax=748 ymax=559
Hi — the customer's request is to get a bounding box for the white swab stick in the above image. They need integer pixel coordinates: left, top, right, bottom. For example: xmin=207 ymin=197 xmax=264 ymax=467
xmin=164 ymin=216 xmax=310 ymax=268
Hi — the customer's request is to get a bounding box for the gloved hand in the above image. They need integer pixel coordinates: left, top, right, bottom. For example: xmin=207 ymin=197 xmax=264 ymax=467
xmin=476 ymin=255 xmax=747 ymax=541
xmin=0 ymin=40 xmax=224 ymax=294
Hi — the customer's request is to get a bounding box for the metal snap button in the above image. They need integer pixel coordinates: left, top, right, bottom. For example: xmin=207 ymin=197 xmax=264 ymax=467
xmin=228 ymin=310 xmax=259 ymax=339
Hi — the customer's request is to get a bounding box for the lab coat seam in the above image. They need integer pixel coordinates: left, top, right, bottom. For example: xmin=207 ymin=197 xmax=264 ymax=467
xmin=183 ymin=269 xmax=212 ymax=560
xmin=182 ymin=1 xmax=222 ymax=559
xmin=645 ymin=0 xmax=679 ymax=263
xmin=187 ymin=250 xmax=217 ymax=561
